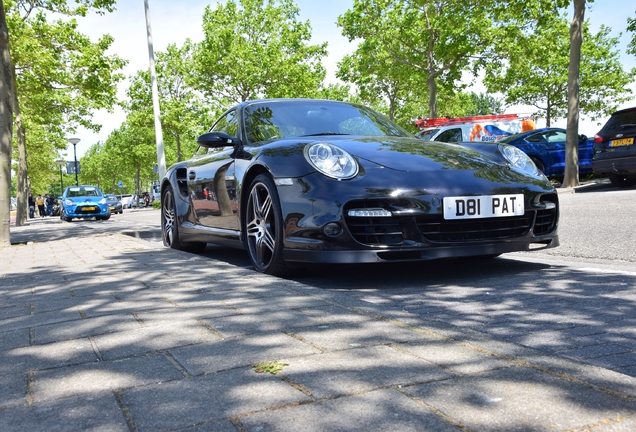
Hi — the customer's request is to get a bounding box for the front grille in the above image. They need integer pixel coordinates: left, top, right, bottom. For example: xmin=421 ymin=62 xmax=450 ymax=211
xmin=345 ymin=216 xmax=403 ymax=245
xmin=417 ymin=214 xmax=532 ymax=243
xmin=343 ymin=195 xmax=557 ymax=246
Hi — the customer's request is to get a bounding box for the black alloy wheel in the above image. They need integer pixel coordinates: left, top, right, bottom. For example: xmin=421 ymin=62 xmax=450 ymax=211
xmin=162 ymin=185 xmax=206 ymax=253
xmin=245 ymin=174 xmax=289 ymax=277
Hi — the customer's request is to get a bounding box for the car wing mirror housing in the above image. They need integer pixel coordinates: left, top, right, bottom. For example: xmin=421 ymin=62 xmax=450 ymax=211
xmin=197 ymin=132 xmax=241 ymax=148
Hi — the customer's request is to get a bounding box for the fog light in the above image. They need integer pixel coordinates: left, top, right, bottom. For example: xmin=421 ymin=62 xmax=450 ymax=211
xmin=323 ymin=222 xmax=343 ymax=237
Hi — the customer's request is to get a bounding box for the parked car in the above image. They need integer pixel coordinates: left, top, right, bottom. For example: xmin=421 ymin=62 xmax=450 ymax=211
xmin=415 ymin=114 xmax=536 ymax=143
xmin=592 ymin=107 xmax=636 ymax=187
xmin=104 ymin=194 xmax=123 ymax=214
xmin=60 ymin=185 xmax=110 ymax=222
xmin=498 ymin=128 xmax=593 ymax=178
xmin=120 ymin=194 xmax=137 ymax=209
xmin=160 ymin=98 xmax=559 ymax=277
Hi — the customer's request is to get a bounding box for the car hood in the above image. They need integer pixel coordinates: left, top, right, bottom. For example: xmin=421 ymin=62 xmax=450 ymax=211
xmin=310 ymin=136 xmax=505 ymax=173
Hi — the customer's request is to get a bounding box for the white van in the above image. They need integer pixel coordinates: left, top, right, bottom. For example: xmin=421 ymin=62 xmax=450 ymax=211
xmin=416 ymin=114 xmax=535 ymax=143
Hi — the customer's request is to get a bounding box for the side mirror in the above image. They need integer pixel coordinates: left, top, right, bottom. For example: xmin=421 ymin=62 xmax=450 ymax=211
xmin=578 ymin=134 xmax=588 ymax=142
xmin=197 ymin=132 xmax=241 ymax=148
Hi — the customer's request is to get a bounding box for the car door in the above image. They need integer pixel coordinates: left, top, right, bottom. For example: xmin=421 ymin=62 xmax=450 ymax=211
xmin=188 ymin=109 xmax=240 ymax=232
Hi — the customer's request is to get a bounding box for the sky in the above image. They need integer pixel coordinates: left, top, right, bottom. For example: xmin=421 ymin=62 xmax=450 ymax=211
xmin=67 ymin=0 xmax=636 ymax=160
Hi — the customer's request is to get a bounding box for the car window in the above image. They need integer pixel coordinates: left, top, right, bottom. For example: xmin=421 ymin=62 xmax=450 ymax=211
xmin=601 ymin=109 xmax=636 ymax=134
xmin=526 ymin=133 xmax=547 ymax=143
xmin=243 ymin=100 xmax=412 ymax=142
xmin=417 ymin=129 xmax=440 ymax=141
xmin=212 ymin=109 xmax=239 ymax=137
xmin=544 ymin=130 xmax=566 ymax=143
xmin=436 ymin=128 xmax=462 ymax=143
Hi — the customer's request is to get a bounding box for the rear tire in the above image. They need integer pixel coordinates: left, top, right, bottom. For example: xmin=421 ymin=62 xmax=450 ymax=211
xmin=245 ymin=174 xmax=290 ymax=277
xmin=162 ymin=185 xmax=207 ymax=253
xmin=609 ymin=174 xmax=636 ymax=188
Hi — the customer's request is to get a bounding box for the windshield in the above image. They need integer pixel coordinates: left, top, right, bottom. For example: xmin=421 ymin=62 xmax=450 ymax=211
xmin=499 ymin=133 xmax=526 ymax=143
xmin=244 ymin=100 xmax=413 ymax=143
xmin=417 ymin=129 xmax=439 ymax=141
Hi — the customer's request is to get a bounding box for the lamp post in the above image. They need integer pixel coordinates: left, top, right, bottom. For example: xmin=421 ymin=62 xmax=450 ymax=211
xmin=67 ymin=138 xmax=80 ymax=186
xmin=55 ymin=159 xmax=65 ymax=194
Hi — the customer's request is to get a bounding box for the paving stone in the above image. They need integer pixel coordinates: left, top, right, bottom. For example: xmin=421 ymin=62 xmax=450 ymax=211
xmin=199 ymin=310 xmax=324 ymax=338
xmin=403 ymin=366 xmax=636 ymax=431
xmin=0 ymin=392 xmax=128 ymax=432
xmin=34 ymin=312 xmax=141 ymax=344
xmin=0 ymin=338 xmax=96 ymax=376
xmin=395 ymin=339 xmax=512 ymax=375
xmin=291 ymin=320 xmax=431 ymax=351
xmin=170 ymin=332 xmax=321 ymax=375
xmin=279 ymin=345 xmax=452 ymax=399
xmin=120 ymin=368 xmax=311 ymax=431
xmin=0 ymin=372 xmax=26 ymax=409
xmin=92 ymin=320 xmax=222 ymax=360
xmin=239 ymin=388 xmax=461 ymax=431
xmin=32 ymin=353 xmax=183 ymax=402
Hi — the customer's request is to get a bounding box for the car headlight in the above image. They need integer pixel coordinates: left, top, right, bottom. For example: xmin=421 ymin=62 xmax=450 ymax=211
xmin=498 ymin=144 xmax=539 ymax=175
xmin=64 ymin=199 xmax=74 ymax=206
xmin=304 ymin=142 xmax=358 ymax=179
xmin=98 ymin=198 xmax=107 ymax=204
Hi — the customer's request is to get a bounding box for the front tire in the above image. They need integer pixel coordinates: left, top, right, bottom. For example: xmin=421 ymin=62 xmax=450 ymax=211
xmin=162 ymin=185 xmax=207 ymax=253
xmin=609 ymin=174 xmax=636 ymax=188
xmin=531 ymin=157 xmax=546 ymax=176
xmin=245 ymin=174 xmax=290 ymax=277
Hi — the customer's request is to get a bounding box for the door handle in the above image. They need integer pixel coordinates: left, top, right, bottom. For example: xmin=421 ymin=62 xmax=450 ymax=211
xmin=188 ymin=171 xmax=196 ymax=180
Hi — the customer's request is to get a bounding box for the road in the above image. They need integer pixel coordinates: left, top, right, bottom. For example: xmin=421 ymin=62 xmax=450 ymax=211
xmin=10 ymin=178 xmax=636 ymax=378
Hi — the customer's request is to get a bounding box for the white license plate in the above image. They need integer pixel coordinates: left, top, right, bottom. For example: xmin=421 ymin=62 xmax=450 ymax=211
xmin=443 ymin=194 xmax=524 ymax=220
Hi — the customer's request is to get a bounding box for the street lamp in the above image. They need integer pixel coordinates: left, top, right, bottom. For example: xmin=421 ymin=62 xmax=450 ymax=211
xmin=55 ymin=159 xmax=65 ymax=194
xmin=67 ymin=137 xmax=80 ymax=186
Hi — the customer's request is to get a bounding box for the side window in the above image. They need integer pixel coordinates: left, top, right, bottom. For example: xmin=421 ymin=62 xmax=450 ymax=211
xmin=202 ymin=109 xmax=239 ymax=154
xmin=212 ymin=109 xmax=239 ymax=137
xmin=546 ymin=131 xmax=566 ymax=143
xmin=437 ymin=128 xmax=462 ymax=143
xmin=526 ymin=133 xmax=547 ymax=143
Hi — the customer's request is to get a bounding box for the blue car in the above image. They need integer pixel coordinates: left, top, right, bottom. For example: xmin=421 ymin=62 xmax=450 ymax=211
xmin=60 ymin=185 xmax=111 ymax=222
xmin=499 ymin=128 xmax=593 ymax=178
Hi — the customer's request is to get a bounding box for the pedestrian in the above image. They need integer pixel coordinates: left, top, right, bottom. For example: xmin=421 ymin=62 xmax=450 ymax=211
xmin=27 ymin=193 xmax=35 ymax=219
xmin=36 ymin=194 xmax=45 ymax=217
xmin=45 ymin=194 xmax=54 ymax=216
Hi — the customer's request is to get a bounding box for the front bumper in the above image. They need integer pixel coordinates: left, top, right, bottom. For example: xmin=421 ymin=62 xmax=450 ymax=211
xmin=64 ymin=204 xmax=110 ymax=218
xmin=276 ymin=168 xmax=559 ymax=264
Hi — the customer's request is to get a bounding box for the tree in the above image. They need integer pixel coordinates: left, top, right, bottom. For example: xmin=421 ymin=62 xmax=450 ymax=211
xmin=484 ymin=14 xmax=633 ymax=127
xmin=338 ymin=0 xmax=498 ymax=119
xmin=627 ymin=11 xmax=636 ymax=55
xmin=127 ymin=41 xmax=213 ymax=165
xmin=563 ymin=0 xmax=586 ymax=188
xmin=0 ymin=0 xmax=14 ymax=247
xmin=5 ymin=0 xmax=125 ymax=226
xmin=193 ymin=0 xmax=327 ymax=104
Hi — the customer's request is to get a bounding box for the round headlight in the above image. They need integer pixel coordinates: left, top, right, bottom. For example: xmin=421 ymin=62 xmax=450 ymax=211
xmin=304 ymin=142 xmax=358 ymax=179
xmin=498 ymin=144 xmax=540 ymax=175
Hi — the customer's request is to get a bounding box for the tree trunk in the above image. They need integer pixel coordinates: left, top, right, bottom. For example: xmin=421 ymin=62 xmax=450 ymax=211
xmin=14 ymin=88 xmax=28 ymax=226
xmin=0 ymin=0 xmax=14 ymax=247
xmin=563 ymin=0 xmax=585 ymax=188
xmin=427 ymin=72 xmax=437 ymax=119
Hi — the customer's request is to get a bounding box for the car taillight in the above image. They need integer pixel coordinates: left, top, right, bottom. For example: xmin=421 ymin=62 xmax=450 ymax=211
xmin=593 ymin=134 xmax=604 ymax=143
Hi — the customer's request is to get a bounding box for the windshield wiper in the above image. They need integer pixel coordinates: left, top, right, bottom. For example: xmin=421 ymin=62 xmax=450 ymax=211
xmin=301 ymin=132 xmax=351 ymax=137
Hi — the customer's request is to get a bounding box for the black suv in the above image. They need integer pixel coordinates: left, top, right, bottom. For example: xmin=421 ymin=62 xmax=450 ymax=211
xmin=592 ymin=107 xmax=636 ymax=187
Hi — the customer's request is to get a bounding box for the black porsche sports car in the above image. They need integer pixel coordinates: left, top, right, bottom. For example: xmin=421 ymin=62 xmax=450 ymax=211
xmin=161 ymin=99 xmax=559 ymax=276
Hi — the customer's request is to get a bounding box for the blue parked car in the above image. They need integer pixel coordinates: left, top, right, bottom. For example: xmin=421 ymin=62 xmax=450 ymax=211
xmin=498 ymin=128 xmax=593 ymax=178
xmin=60 ymin=185 xmax=111 ymax=222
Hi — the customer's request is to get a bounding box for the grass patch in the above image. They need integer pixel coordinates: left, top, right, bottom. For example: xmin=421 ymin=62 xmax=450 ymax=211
xmin=253 ymin=361 xmax=288 ymax=375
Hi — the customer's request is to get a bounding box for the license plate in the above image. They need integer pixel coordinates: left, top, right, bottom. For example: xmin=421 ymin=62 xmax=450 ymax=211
xmin=443 ymin=194 xmax=524 ymax=220
xmin=610 ymin=138 xmax=634 ymax=147
xmin=83 ymin=206 xmax=96 ymax=211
